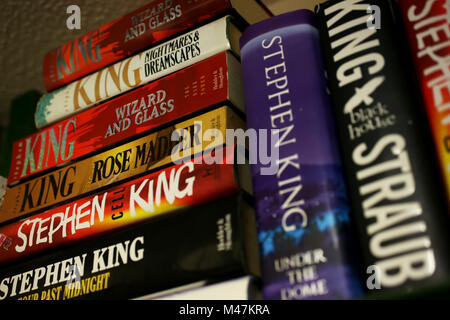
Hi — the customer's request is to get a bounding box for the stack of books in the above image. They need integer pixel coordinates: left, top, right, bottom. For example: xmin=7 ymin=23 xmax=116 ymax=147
xmin=0 ymin=0 xmax=271 ymax=300
xmin=1 ymin=0 xmax=449 ymax=302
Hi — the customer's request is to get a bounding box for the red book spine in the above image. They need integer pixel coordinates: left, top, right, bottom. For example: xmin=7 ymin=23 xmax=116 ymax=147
xmin=0 ymin=146 xmax=240 ymax=265
xmin=9 ymin=51 xmax=236 ymax=186
xmin=398 ymin=0 xmax=450 ymax=201
xmin=42 ymin=0 xmax=231 ymax=91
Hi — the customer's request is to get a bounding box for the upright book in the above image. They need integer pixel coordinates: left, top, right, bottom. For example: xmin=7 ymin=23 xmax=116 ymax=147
xmin=36 ymin=15 xmax=242 ymax=129
xmin=315 ymin=0 xmax=450 ymax=296
xmin=0 ymin=193 xmax=259 ymax=300
xmin=42 ymin=0 xmax=271 ymax=92
xmin=397 ymin=0 xmax=450 ymax=204
xmin=239 ymin=10 xmax=363 ymax=300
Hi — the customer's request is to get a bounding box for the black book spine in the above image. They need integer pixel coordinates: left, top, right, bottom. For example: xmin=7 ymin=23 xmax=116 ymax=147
xmin=315 ymin=0 xmax=450 ymax=296
xmin=0 ymin=193 xmax=258 ymax=300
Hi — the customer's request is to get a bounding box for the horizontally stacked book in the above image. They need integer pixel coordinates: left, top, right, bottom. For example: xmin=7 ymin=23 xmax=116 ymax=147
xmin=0 ymin=0 xmax=271 ymax=300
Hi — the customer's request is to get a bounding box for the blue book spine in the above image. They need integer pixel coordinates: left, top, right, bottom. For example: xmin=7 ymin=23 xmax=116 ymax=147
xmin=239 ymin=9 xmax=363 ymax=300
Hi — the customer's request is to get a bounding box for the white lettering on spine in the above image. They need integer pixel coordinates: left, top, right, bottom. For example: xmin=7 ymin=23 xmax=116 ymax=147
xmin=352 ymin=134 xmax=434 ymax=287
xmin=261 ymin=35 xmax=307 ymax=232
xmin=14 ymin=193 xmax=107 ymax=253
xmin=323 ymin=0 xmax=436 ymax=288
xmin=129 ymin=161 xmax=195 ymax=216
xmin=325 ymin=0 xmax=386 ymax=113
xmin=0 ymin=235 xmax=143 ymax=299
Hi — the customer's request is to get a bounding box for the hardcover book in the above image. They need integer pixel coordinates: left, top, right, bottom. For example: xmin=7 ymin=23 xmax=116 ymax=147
xmin=0 ymin=145 xmax=251 ymax=266
xmin=0 ymin=193 xmax=260 ymax=300
xmin=42 ymin=0 xmax=271 ymax=92
xmin=397 ymin=0 xmax=450 ymax=204
xmin=9 ymin=51 xmax=244 ymax=186
xmin=0 ymin=106 xmax=245 ymax=224
xmin=239 ymin=9 xmax=362 ymax=300
xmin=36 ymin=15 xmax=243 ymax=129
xmin=315 ymin=0 xmax=450 ymax=295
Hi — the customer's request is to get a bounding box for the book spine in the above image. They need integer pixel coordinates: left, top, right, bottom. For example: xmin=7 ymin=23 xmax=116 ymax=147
xmin=239 ymin=10 xmax=362 ymax=300
xmin=0 ymin=145 xmax=242 ymax=265
xmin=10 ymin=51 xmax=242 ymax=186
xmin=42 ymin=0 xmax=231 ymax=91
xmin=0 ymin=194 xmax=256 ymax=300
xmin=397 ymin=0 xmax=450 ymax=203
xmin=0 ymin=106 xmax=245 ymax=224
xmin=36 ymin=16 xmax=240 ymax=129
xmin=315 ymin=0 xmax=450 ymax=294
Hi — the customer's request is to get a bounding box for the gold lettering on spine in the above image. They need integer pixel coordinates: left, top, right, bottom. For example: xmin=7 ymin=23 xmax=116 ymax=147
xmin=74 ymin=77 xmax=93 ymax=110
xmin=123 ymin=53 xmax=143 ymax=88
xmin=94 ymin=69 xmax=105 ymax=103
xmin=104 ymin=65 xmax=122 ymax=99
xmin=74 ymin=52 xmax=143 ymax=111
